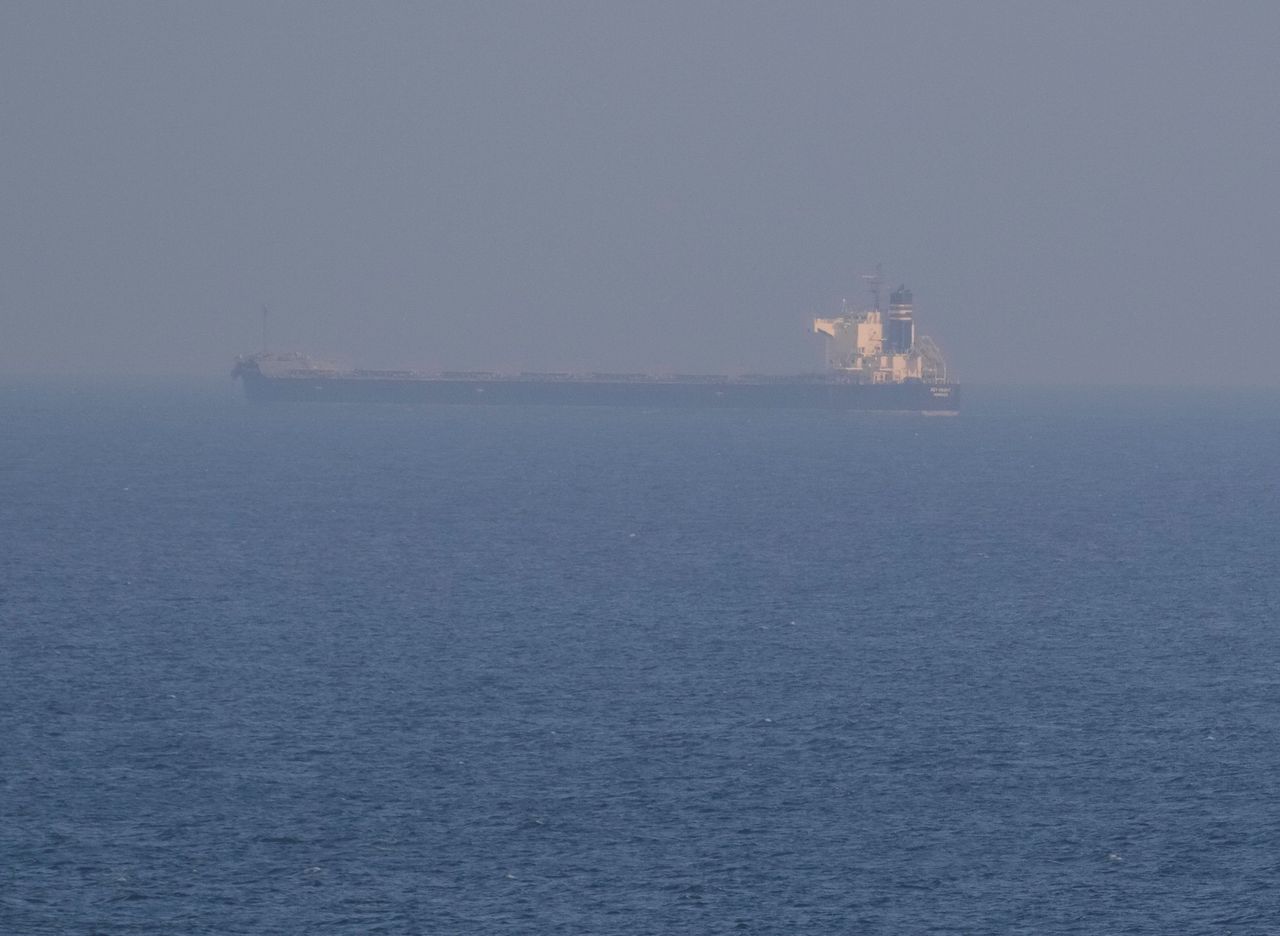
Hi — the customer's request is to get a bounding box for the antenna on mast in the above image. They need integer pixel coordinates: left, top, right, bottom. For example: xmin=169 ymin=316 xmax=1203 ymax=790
xmin=861 ymin=263 xmax=885 ymax=312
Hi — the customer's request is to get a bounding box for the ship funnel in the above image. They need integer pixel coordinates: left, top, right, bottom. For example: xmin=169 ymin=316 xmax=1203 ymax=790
xmin=887 ymin=284 xmax=914 ymax=353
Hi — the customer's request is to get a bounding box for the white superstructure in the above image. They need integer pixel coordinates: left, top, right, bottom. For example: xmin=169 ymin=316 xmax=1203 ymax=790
xmin=813 ymin=283 xmax=947 ymax=384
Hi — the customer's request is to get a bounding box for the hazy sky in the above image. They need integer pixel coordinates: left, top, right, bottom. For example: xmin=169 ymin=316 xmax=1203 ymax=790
xmin=2 ymin=1 xmax=1277 ymax=384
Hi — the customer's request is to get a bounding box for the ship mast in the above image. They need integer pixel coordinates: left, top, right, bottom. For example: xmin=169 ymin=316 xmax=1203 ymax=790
xmin=861 ymin=263 xmax=885 ymax=312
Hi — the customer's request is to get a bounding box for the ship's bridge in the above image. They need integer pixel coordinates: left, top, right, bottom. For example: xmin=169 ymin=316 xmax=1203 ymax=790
xmin=813 ymin=289 xmax=947 ymax=384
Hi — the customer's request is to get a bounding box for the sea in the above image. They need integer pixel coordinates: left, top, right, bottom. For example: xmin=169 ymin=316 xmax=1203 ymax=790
xmin=2 ymin=380 xmax=1278 ymax=935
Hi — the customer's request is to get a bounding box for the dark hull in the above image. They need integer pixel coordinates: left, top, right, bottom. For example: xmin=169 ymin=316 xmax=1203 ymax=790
xmin=238 ymin=371 xmax=958 ymax=412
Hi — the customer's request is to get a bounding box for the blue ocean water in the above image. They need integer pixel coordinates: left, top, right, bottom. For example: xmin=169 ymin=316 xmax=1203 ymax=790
xmin=2 ymin=381 xmax=1278 ymax=934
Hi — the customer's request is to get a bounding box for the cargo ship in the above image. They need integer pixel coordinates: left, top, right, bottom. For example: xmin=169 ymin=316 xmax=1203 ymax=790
xmin=233 ymin=282 xmax=958 ymax=412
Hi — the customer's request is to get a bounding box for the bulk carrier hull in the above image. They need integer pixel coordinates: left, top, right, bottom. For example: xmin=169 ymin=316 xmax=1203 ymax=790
xmin=234 ymin=277 xmax=959 ymax=412
xmin=234 ymin=360 xmax=958 ymax=412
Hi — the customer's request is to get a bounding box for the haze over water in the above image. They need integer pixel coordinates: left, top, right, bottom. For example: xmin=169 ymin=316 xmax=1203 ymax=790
xmin=3 ymin=383 xmax=1279 ymax=932
xmin=3 ymin=2 xmax=1280 ymax=384
xmin=5 ymin=4 xmax=1280 ymax=932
